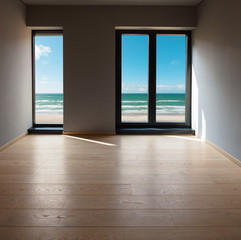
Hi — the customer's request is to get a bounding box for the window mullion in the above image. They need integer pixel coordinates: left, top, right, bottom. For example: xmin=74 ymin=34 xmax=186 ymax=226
xmin=148 ymin=33 xmax=156 ymax=125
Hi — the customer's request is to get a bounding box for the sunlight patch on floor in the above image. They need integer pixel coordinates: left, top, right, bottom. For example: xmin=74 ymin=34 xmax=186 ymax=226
xmin=65 ymin=135 xmax=116 ymax=147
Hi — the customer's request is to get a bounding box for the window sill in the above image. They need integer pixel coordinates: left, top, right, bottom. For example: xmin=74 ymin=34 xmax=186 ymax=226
xmin=116 ymin=128 xmax=195 ymax=135
xmin=28 ymin=127 xmax=63 ymax=134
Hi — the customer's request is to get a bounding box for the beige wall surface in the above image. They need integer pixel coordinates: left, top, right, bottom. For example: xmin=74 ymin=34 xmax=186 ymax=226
xmin=192 ymin=0 xmax=241 ymax=160
xmin=0 ymin=0 xmax=32 ymax=148
xmin=27 ymin=5 xmax=196 ymax=132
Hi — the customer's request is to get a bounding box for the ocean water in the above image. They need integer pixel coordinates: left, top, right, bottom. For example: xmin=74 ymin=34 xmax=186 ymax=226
xmin=35 ymin=93 xmax=185 ymax=116
xmin=122 ymin=93 xmax=185 ymax=115
xmin=35 ymin=93 xmax=63 ymax=114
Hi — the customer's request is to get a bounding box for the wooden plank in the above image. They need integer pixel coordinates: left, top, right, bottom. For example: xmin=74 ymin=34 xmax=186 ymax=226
xmin=0 ymin=174 xmax=148 ymax=184
xmin=125 ymin=227 xmax=179 ymax=240
xmin=0 ymin=166 xmax=240 ymax=175
xmin=125 ymin=227 xmax=241 ymax=240
xmin=64 ymin=195 xmax=241 ymax=210
xmin=5 ymin=209 xmax=174 ymax=227
xmin=132 ymin=184 xmax=241 ymax=196
xmin=0 ymin=159 xmax=116 ymax=167
xmin=0 ymin=196 xmax=66 ymax=209
xmin=0 ymin=210 xmax=13 ymax=225
xmin=0 ymin=183 xmax=131 ymax=195
xmin=172 ymin=209 xmax=241 ymax=226
xmin=116 ymin=159 xmax=238 ymax=168
xmin=210 ymin=175 xmax=241 ymax=184
xmin=149 ymin=174 xmax=214 ymax=184
xmin=0 ymin=227 xmax=124 ymax=240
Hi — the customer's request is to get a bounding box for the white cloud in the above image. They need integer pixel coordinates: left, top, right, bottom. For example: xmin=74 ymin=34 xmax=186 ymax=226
xmin=157 ymin=84 xmax=185 ymax=93
xmin=40 ymin=76 xmax=49 ymax=81
xmin=122 ymin=83 xmax=147 ymax=93
xmin=176 ymin=84 xmax=185 ymax=91
xmin=38 ymin=76 xmax=49 ymax=84
xmin=170 ymin=60 xmax=181 ymax=65
xmin=122 ymin=83 xmax=185 ymax=93
xmin=138 ymin=88 xmax=146 ymax=93
xmin=39 ymin=81 xmax=48 ymax=84
xmin=35 ymin=44 xmax=51 ymax=60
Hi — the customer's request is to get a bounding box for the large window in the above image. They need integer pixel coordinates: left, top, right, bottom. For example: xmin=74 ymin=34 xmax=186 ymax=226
xmin=33 ymin=31 xmax=63 ymax=125
xmin=116 ymin=30 xmax=191 ymax=130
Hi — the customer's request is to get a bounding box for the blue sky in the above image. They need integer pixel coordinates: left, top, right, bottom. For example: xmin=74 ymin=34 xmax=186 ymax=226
xmin=35 ymin=34 xmax=186 ymax=94
xmin=122 ymin=34 xmax=186 ymax=93
xmin=35 ymin=36 xmax=63 ymax=93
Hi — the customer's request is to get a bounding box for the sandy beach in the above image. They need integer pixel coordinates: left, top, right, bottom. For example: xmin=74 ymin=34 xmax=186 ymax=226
xmin=36 ymin=114 xmax=63 ymax=124
xmin=122 ymin=114 xmax=185 ymax=122
xmin=36 ymin=114 xmax=184 ymax=124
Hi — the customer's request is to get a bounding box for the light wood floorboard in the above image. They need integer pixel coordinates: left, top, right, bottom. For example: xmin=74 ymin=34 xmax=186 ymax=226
xmin=0 ymin=134 xmax=241 ymax=238
xmin=0 ymin=183 xmax=131 ymax=195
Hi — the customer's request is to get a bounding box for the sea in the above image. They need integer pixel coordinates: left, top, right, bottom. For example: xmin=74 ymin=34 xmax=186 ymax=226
xmin=35 ymin=93 xmax=63 ymax=115
xmin=35 ymin=93 xmax=185 ymax=116
xmin=122 ymin=93 xmax=185 ymax=115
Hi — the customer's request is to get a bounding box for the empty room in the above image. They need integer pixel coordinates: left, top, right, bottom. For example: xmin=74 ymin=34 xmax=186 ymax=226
xmin=0 ymin=0 xmax=241 ymax=239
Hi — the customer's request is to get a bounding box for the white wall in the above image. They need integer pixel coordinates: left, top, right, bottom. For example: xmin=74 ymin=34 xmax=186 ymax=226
xmin=0 ymin=0 xmax=32 ymax=148
xmin=192 ymin=0 xmax=241 ymax=160
xmin=27 ymin=5 xmax=196 ymax=133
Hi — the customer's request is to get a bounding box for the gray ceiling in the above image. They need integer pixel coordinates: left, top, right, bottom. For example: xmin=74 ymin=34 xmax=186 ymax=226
xmin=21 ymin=0 xmax=202 ymax=6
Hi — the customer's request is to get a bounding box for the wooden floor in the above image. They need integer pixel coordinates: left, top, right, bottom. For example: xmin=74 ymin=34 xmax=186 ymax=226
xmin=0 ymin=134 xmax=241 ymax=239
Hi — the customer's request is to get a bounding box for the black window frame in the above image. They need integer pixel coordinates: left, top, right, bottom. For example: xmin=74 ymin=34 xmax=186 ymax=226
xmin=32 ymin=30 xmax=63 ymax=128
xmin=116 ymin=30 xmax=192 ymax=130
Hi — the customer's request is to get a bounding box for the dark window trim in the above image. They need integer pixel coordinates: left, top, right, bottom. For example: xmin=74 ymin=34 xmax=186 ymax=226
xmin=32 ymin=30 xmax=63 ymax=128
xmin=116 ymin=29 xmax=192 ymax=130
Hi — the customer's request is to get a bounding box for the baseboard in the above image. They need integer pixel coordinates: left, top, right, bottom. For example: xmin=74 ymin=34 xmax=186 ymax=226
xmin=63 ymin=132 xmax=116 ymax=135
xmin=0 ymin=132 xmax=28 ymax=152
xmin=196 ymin=134 xmax=241 ymax=167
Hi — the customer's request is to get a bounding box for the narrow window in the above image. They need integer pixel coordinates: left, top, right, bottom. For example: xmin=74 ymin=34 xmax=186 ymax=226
xmin=33 ymin=31 xmax=63 ymax=125
xmin=121 ymin=34 xmax=149 ymax=123
xmin=156 ymin=35 xmax=187 ymax=123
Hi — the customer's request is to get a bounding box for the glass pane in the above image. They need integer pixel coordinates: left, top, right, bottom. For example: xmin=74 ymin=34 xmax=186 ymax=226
xmin=121 ymin=35 xmax=149 ymax=123
xmin=35 ymin=35 xmax=63 ymax=124
xmin=156 ymin=35 xmax=186 ymax=122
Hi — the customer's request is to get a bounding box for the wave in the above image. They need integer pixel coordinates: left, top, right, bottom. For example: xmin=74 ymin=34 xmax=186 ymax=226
xmin=122 ymin=100 xmax=183 ymax=103
xmin=123 ymin=110 xmax=148 ymax=114
xmin=122 ymin=105 xmax=147 ymax=109
xmin=156 ymin=100 xmax=182 ymax=103
xmin=122 ymin=110 xmax=184 ymax=114
xmin=122 ymin=110 xmax=185 ymax=115
xmin=36 ymin=109 xmax=63 ymax=113
xmin=122 ymin=105 xmax=184 ymax=109
xmin=36 ymin=100 xmax=63 ymax=103
xmin=122 ymin=101 xmax=147 ymax=103
xmin=36 ymin=105 xmax=63 ymax=110
xmin=156 ymin=106 xmax=185 ymax=109
xmin=156 ymin=109 xmax=185 ymax=114
xmin=122 ymin=105 xmax=185 ymax=114
xmin=36 ymin=100 xmax=49 ymax=103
